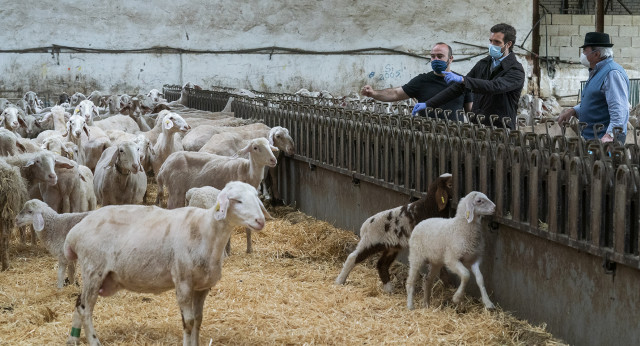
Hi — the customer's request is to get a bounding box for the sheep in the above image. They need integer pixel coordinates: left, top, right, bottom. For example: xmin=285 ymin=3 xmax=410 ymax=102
xmin=64 ymin=105 xmax=111 ymax=171
xmin=15 ymin=199 xmax=90 ymax=287
xmin=406 ymin=191 xmax=496 ymax=310
xmin=87 ymin=91 xmax=105 ymax=109
xmin=35 ymin=105 xmax=71 ymax=143
xmin=157 ymin=137 xmax=278 ymax=209
xmin=0 ymin=159 xmax=29 ymax=270
xmin=93 ymin=141 xmax=147 ymax=205
xmin=58 ymin=92 xmax=70 ymax=105
xmin=335 ymin=173 xmax=454 ymax=293
xmin=0 ymin=106 xmax=27 ymax=135
xmin=41 ymin=136 xmax=77 ymax=159
xmin=193 ymin=123 xmax=271 ymax=153
xmin=40 ymin=162 xmax=97 ymax=214
xmin=150 ymin=112 xmax=190 ymax=175
xmin=23 ymin=91 xmax=43 ymax=114
xmin=93 ymin=114 xmax=140 ymax=133
xmin=63 ymin=181 xmax=270 ymax=346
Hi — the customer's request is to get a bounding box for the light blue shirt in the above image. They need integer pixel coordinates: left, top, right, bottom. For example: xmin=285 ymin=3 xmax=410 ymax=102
xmin=491 ymin=53 xmax=509 ymax=70
xmin=574 ymin=57 xmax=630 ymax=135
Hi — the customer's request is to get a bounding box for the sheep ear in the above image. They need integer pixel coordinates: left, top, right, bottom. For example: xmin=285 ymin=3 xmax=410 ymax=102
xmin=18 ymin=115 xmax=27 ymax=128
xmin=268 ymin=128 xmax=276 ymax=146
xmin=33 ymin=212 xmax=45 ymax=232
xmin=108 ymin=147 xmax=119 ymax=167
xmin=55 ymin=158 xmax=75 ymax=169
xmin=24 ymin=159 xmax=35 ymax=168
xmin=260 ymin=199 xmax=273 ymax=220
xmin=83 ymin=124 xmax=90 ymax=139
xmin=465 ymin=195 xmax=475 ymax=223
xmin=435 ymin=185 xmax=449 ymax=212
xmin=92 ymin=105 xmax=100 ymax=119
xmin=163 ymin=118 xmax=173 ymax=130
xmin=214 ymin=192 xmax=229 ymax=220
xmin=270 ymin=145 xmax=279 ymax=153
xmin=234 ymin=142 xmax=252 ymax=157
xmin=16 ymin=141 xmax=26 ymax=153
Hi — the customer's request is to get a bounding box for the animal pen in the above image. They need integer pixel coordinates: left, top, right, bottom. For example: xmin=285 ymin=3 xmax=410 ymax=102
xmin=164 ymin=84 xmax=640 ymax=346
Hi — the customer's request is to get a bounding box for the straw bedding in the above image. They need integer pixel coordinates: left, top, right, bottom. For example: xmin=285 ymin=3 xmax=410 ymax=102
xmin=0 ymin=190 xmax=564 ymax=345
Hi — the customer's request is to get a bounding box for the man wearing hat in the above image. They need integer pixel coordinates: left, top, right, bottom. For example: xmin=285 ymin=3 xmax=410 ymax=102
xmin=558 ymin=32 xmax=630 ymax=144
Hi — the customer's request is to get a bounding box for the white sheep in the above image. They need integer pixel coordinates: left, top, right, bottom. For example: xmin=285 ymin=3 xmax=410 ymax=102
xmin=0 ymin=128 xmax=26 ymax=156
xmin=64 ymin=181 xmax=271 ymax=346
xmin=147 ymin=88 xmax=167 ymax=103
xmin=70 ymin=92 xmax=87 ymax=107
xmin=184 ymin=122 xmax=269 ymax=152
xmin=406 ymin=191 xmax=496 ymax=310
xmin=35 ymin=105 xmax=70 ymax=144
xmin=64 ymin=106 xmax=111 ymax=171
xmin=157 ymin=137 xmax=277 ymax=209
xmin=93 ymin=141 xmax=147 ymax=205
xmin=15 ymin=199 xmax=90 ymax=287
xmin=335 ymin=174 xmax=453 ymax=292
xmin=150 ymin=112 xmax=190 ymax=175
xmin=40 ymin=162 xmax=97 ymax=213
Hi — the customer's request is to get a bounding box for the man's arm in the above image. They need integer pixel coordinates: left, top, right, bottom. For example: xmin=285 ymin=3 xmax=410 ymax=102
xmin=361 ymin=85 xmax=409 ymax=102
xmin=463 ymin=64 xmax=525 ymax=94
xmin=464 ymin=102 xmax=473 ymax=112
xmin=602 ymin=70 xmax=630 ymax=138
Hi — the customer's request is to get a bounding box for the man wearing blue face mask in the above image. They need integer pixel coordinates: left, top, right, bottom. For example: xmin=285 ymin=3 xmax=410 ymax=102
xmin=557 ymin=32 xmax=629 ymax=145
xmin=361 ymin=42 xmax=472 ymax=120
xmin=412 ymin=23 xmax=524 ymax=128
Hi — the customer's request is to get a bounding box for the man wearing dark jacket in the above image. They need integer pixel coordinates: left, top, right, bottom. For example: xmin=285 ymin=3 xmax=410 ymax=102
xmin=412 ymin=23 xmax=525 ymax=128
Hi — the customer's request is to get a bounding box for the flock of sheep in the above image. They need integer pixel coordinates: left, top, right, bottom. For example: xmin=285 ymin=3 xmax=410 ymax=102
xmin=1 ymin=84 xmax=497 ymax=346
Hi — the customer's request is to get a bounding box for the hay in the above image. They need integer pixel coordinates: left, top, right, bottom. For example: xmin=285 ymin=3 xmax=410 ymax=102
xmin=0 ymin=186 xmax=565 ymax=345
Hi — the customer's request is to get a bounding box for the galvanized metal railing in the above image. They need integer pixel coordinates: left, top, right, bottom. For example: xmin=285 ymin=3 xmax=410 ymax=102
xmin=164 ymin=84 xmax=640 ymax=269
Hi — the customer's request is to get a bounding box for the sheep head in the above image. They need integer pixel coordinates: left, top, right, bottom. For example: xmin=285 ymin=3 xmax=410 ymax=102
xmin=109 ymin=141 xmax=143 ymax=174
xmin=163 ymin=112 xmax=190 ymax=133
xmin=16 ymin=199 xmax=49 ymax=231
xmin=268 ymin=126 xmax=295 ymax=156
xmin=460 ymin=191 xmax=495 ymax=223
xmin=1 ymin=107 xmax=24 ymax=131
xmin=235 ymin=138 xmax=277 ymax=168
xmin=214 ymin=181 xmax=271 ymax=230
xmin=434 ymin=173 xmax=453 ymax=211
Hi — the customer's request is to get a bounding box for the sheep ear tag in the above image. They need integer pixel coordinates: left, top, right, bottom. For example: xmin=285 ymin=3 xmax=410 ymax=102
xmin=163 ymin=118 xmax=173 ymax=130
xmin=33 ymin=213 xmax=45 ymax=232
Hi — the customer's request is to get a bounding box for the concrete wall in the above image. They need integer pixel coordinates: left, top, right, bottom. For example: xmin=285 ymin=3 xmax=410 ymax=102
xmin=538 ymin=14 xmax=640 ymax=104
xmin=0 ymin=0 xmax=532 ymax=98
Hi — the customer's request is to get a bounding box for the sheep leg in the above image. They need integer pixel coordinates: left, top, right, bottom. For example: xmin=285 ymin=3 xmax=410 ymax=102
xmin=335 ymin=243 xmax=385 ymax=285
xmin=62 ymin=195 xmax=71 ymax=214
xmin=67 ymin=277 xmax=103 ymax=346
xmin=1 ymin=224 xmax=8 ymax=270
xmin=405 ymin=258 xmax=422 ymax=310
xmin=471 ymin=261 xmax=495 ymax=310
xmin=377 ymin=248 xmax=400 ymax=293
xmin=67 ymin=260 xmax=76 ymax=287
xmin=423 ymin=263 xmax=442 ymax=308
xmin=29 ymin=226 xmax=37 ymax=245
xmin=176 ymin=283 xmax=196 ymax=346
xmin=448 ymin=261 xmax=471 ymax=305
xmin=224 ymin=238 xmax=231 ymax=258
xmin=19 ymin=225 xmax=26 ymax=244
xmin=56 ymin=262 xmax=67 ymax=289
xmin=190 ymin=288 xmax=210 ymax=346
xmin=245 ymin=228 xmax=252 ymax=253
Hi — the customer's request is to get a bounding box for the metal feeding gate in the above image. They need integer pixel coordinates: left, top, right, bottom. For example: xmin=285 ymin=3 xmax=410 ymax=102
xmin=165 ymin=85 xmax=640 ymax=346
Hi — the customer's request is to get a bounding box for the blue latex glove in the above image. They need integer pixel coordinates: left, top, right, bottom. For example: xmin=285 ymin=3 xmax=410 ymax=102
xmin=412 ymin=103 xmax=427 ymax=116
xmin=443 ymin=71 xmax=463 ymax=84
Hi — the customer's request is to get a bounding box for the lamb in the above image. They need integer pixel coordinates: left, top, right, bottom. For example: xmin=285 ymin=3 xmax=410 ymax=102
xmin=23 ymin=91 xmax=43 ymax=114
xmin=15 ymin=199 xmax=90 ymax=287
xmin=93 ymin=141 xmax=147 ymax=205
xmin=0 ymin=159 xmax=29 ymax=270
xmin=63 ymin=181 xmax=271 ymax=346
xmin=70 ymin=92 xmax=87 ymax=107
xmin=93 ymin=113 xmax=140 ymax=133
xmin=35 ymin=105 xmax=70 ymax=144
xmin=150 ymin=112 xmax=190 ymax=175
xmin=335 ymin=173 xmax=453 ymax=293
xmin=64 ymin=105 xmax=111 ymax=171
xmin=406 ymin=191 xmax=496 ymax=310
xmin=0 ymin=128 xmax=26 ymax=156
xmin=87 ymin=91 xmax=105 ymax=109
xmin=157 ymin=137 xmax=277 ymax=209
xmin=196 ymin=123 xmax=271 ymax=153
xmin=147 ymin=88 xmax=167 ymax=103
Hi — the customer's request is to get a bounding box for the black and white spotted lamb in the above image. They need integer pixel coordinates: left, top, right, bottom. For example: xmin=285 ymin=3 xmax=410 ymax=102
xmin=335 ymin=173 xmax=453 ymax=292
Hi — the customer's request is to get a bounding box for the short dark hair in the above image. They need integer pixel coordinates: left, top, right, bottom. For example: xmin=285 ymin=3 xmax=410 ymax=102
xmin=434 ymin=42 xmax=453 ymax=58
xmin=490 ymin=23 xmax=516 ymax=52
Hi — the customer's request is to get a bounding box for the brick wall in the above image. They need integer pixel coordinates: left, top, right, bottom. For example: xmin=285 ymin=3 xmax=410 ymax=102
xmin=539 ymin=14 xmax=640 ymax=64
xmin=540 ymin=0 xmax=640 ymax=15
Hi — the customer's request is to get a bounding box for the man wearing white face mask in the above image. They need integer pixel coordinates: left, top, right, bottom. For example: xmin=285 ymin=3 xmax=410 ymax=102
xmin=361 ymin=42 xmax=472 ymax=120
xmin=557 ymin=32 xmax=630 ymax=144
xmin=412 ymin=23 xmax=524 ymax=128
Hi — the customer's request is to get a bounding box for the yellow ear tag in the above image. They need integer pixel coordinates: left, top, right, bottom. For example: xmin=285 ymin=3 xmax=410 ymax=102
xmin=215 ymin=203 xmax=220 ymax=211
xmin=441 ymin=196 xmax=445 ymax=204
xmin=74 ymin=109 xmax=79 ymax=114
xmin=466 ymin=211 xmax=470 ymax=219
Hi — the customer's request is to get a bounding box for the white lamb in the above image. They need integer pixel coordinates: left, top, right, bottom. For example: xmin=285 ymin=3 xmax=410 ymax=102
xmin=406 ymin=191 xmax=496 ymax=310
xmin=93 ymin=141 xmax=147 ymax=205
xmin=15 ymin=199 xmax=90 ymax=288
xmin=150 ymin=112 xmax=190 ymax=175
xmin=64 ymin=181 xmax=271 ymax=346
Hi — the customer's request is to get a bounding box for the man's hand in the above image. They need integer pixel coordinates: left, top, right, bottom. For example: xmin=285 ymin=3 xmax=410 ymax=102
xmin=601 ymin=133 xmax=614 ymax=143
xmin=361 ymin=85 xmax=374 ymax=97
xmin=443 ymin=72 xmax=464 ymax=84
xmin=557 ymin=108 xmax=576 ymax=125
xmin=412 ymin=103 xmax=427 ymax=116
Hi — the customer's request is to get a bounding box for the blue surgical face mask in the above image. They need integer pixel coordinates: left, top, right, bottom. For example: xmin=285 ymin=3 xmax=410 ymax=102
xmin=489 ymin=44 xmax=505 ymax=59
xmin=430 ymin=59 xmax=448 ymax=74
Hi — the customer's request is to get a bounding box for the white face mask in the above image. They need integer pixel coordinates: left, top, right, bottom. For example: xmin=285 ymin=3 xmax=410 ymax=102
xmin=580 ymin=50 xmax=596 ymax=68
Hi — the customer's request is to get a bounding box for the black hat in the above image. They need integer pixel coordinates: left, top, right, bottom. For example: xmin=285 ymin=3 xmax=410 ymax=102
xmin=579 ymin=32 xmax=614 ymax=48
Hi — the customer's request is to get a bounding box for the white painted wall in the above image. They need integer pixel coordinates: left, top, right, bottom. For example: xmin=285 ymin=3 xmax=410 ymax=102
xmin=0 ymin=0 xmax=532 ymax=98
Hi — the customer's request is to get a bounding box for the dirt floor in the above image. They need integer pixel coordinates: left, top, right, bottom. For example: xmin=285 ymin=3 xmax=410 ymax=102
xmin=0 ymin=201 xmax=565 ymax=345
